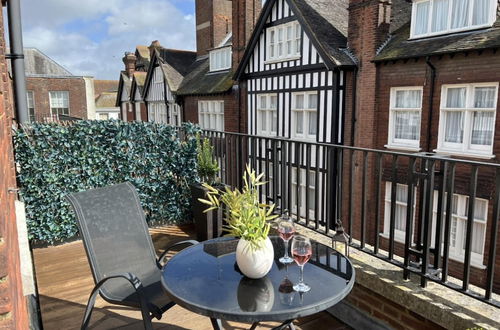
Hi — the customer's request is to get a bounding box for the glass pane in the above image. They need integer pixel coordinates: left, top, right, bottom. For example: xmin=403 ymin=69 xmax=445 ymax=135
xmin=260 ymin=111 xmax=267 ymax=131
xmin=444 ymin=111 xmax=464 ymax=143
xmin=451 ymin=0 xmax=469 ymax=29
xmin=471 ymin=111 xmax=494 ymax=145
xmin=474 ymin=199 xmax=487 ymax=220
xmin=270 ymin=95 xmax=277 ymax=109
xmin=395 ymin=204 xmax=407 ymax=231
xmin=452 ymin=195 xmax=459 ymax=214
xmin=295 ymin=94 xmax=304 ymax=109
xmin=414 ymin=1 xmax=430 ymax=35
xmin=395 ymin=89 xmax=422 ymax=108
xmin=271 ymin=110 xmax=277 ymax=133
xmin=451 ymin=217 xmax=458 ymax=247
xmin=472 ymin=0 xmax=489 ymax=25
xmin=472 ymin=222 xmax=485 ymax=253
xmin=446 ymin=87 xmax=466 ymax=108
xmin=474 ymin=87 xmax=496 ymax=108
xmin=308 ymin=112 xmax=317 ymax=135
xmin=308 ymin=94 xmax=318 ymax=109
xmin=432 ymin=0 xmax=449 ymax=32
xmin=394 ymin=111 xmax=420 ymax=140
xmin=296 ymin=112 xmax=304 ymax=134
xmin=396 ymin=184 xmax=408 ymax=203
xmin=308 ymin=187 xmax=315 ymax=211
xmin=260 ymin=95 xmax=267 ymax=109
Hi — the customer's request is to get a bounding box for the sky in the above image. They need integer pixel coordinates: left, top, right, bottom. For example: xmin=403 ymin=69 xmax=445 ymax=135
xmin=10 ymin=0 xmax=196 ymax=80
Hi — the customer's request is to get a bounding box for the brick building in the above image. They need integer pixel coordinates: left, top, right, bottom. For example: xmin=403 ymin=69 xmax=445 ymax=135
xmin=0 ymin=1 xmax=29 ymax=328
xmin=347 ymin=0 xmax=500 ymax=291
xmin=24 ymin=48 xmax=95 ymax=121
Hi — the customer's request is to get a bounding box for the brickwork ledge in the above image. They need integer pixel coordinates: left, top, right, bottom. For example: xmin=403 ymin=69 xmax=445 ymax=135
xmin=296 ymin=225 xmax=500 ymax=330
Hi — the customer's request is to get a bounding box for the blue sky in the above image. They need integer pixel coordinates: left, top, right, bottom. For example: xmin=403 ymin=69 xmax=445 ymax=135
xmin=14 ymin=0 xmax=196 ymax=79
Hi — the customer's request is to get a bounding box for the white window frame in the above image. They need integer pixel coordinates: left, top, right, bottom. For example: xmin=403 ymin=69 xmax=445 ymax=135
xmin=198 ymin=100 xmax=224 ymax=131
xmin=291 ymin=91 xmax=318 ymax=141
xmin=432 ymin=192 xmax=487 ymax=267
xmin=386 ymin=87 xmax=423 ymax=150
xmin=383 ymin=183 xmax=417 ymax=243
xmin=49 ymin=91 xmax=69 ymax=117
xmin=148 ymin=102 xmax=168 ymax=124
xmin=27 ymin=91 xmax=35 ymax=122
xmin=266 ymin=21 xmax=301 ymax=63
xmin=209 ymin=46 xmax=232 ymax=72
xmin=436 ymin=83 xmax=498 ymax=158
xmin=257 ymin=94 xmax=278 ymax=136
xmin=291 ymin=168 xmax=318 ymax=221
xmin=410 ymin=0 xmax=497 ymax=38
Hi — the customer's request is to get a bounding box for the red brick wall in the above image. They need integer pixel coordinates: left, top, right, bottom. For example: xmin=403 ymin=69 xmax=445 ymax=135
xmin=26 ymin=77 xmax=88 ymax=121
xmin=0 ymin=5 xmax=29 ymax=329
xmin=195 ymin=0 xmax=232 ymax=57
xmin=347 ymin=284 xmax=444 ymax=330
xmin=232 ymin=0 xmax=262 ymax=69
xmin=183 ymin=91 xmax=241 ymax=133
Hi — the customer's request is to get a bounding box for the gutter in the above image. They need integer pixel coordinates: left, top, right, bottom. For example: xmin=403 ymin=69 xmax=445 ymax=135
xmin=6 ymin=0 xmax=29 ymax=123
xmin=425 ymin=57 xmax=436 ymax=151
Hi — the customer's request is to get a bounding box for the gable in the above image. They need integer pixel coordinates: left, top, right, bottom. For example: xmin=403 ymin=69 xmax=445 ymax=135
xmin=145 ymin=65 xmax=165 ymax=102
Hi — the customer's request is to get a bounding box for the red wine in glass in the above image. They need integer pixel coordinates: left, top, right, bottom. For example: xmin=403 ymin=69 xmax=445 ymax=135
xmin=292 ymin=248 xmax=312 ymax=266
xmin=278 ymin=223 xmax=295 ymax=241
xmin=278 ymin=211 xmax=295 ymax=264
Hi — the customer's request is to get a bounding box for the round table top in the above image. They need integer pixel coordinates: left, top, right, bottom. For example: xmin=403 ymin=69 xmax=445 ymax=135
xmin=161 ymin=236 xmax=355 ymax=323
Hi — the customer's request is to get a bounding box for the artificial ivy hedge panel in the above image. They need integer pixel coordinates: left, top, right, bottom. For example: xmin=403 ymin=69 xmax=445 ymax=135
xmin=14 ymin=120 xmax=199 ymax=244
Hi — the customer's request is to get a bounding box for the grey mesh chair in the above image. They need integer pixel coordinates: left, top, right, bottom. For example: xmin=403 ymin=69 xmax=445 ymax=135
xmin=66 ymin=182 xmax=198 ymax=330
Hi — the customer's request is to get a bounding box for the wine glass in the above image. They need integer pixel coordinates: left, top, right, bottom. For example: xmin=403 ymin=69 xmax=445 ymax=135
xmin=291 ymin=235 xmax=312 ymax=293
xmin=278 ymin=211 xmax=295 ymax=264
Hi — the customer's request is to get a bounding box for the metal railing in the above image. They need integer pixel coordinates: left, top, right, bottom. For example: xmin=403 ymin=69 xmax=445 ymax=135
xmin=197 ymin=129 xmax=500 ymax=307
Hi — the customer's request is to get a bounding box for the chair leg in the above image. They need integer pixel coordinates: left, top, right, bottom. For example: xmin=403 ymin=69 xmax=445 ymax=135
xmin=210 ymin=318 xmax=223 ymax=330
xmin=81 ymin=287 xmax=100 ymax=329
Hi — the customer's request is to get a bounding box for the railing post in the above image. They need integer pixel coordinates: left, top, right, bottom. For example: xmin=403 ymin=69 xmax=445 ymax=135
xmin=389 ymin=155 xmax=398 ymax=260
xmin=403 ymin=157 xmax=416 ymax=280
xmin=486 ymin=168 xmax=500 ymax=300
xmin=374 ymin=153 xmax=383 ymax=255
xmin=441 ymin=163 xmax=455 ymax=283
xmin=463 ymin=165 xmax=478 ymax=291
xmin=421 ymin=159 xmax=435 ymax=287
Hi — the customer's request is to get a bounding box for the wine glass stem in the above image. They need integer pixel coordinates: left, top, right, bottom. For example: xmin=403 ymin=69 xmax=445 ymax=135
xmin=300 ymin=265 xmax=304 ymax=284
xmin=284 ymin=240 xmax=289 ymax=258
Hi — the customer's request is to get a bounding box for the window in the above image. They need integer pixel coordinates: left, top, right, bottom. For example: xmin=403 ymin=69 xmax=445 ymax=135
xmin=257 ymin=94 xmax=278 ymax=136
xmin=266 ymin=21 xmax=301 ymax=62
xmin=387 ymin=87 xmax=423 ymax=149
xmin=198 ymin=101 xmax=224 ymax=131
xmin=291 ymin=92 xmax=317 ymax=141
xmin=291 ymin=169 xmax=317 ymax=220
xmin=27 ymin=91 xmax=35 ymax=122
xmin=209 ymin=46 xmax=232 ymax=72
xmin=411 ymin=0 xmax=497 ymax=38
xmin=99 ymin=113 xmax=109 ymax=120
xmin=383 ymin=183 xmax=416 ymax=242
xmin=437 ymin=83 xmax=498 ymax=157
xmin=433 ymin=193 xmax=487 ymax=265
xmin=148 ymin=102 xmax=168 ymax=123
xmin=49 ymin=91 xmax=69 ymax=117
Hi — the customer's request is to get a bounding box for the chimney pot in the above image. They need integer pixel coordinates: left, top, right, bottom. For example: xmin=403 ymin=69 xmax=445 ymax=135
xmin=122 ymin=52 xmax=137 ymax=77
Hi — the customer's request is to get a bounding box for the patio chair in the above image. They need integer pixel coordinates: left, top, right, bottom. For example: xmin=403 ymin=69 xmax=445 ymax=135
xmin=66 ymin=182 xmax=198 ymax=330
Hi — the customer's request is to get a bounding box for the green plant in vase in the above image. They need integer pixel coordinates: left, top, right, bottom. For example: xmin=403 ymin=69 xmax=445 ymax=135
xmin=196 ymin=136 xmax=220 ymax=185
xmin=200 ymin=165 xmax=278 ymax=278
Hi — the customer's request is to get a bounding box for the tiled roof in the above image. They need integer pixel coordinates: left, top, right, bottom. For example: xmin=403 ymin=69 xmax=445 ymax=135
xmin=176 ymin=58 xmax=233 ymax=96
xmin=94 ymin=80 xmax=118 ymax=98
xmin=376 ymin=6 xmax=500 ymax=61
xmin=135 ymin=45 xmax=151 ymax=72
xmin=95 ymin=92 xmax=118 ymax=108
xmin=132 ymin=72 xmax=147 ymax=95
xmin=290 ymin=0 xmax=353 ymax=66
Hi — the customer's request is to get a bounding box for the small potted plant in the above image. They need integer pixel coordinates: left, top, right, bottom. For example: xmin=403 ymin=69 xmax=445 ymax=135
xmin=200 ymin=165 xmax=278 ymax=279
xmin=190 ymin=137 xmax=222 ymax=241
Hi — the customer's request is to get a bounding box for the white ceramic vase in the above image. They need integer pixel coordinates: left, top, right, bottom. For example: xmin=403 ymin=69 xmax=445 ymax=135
xmin=236 ymin=237 xmax=274 ymax=279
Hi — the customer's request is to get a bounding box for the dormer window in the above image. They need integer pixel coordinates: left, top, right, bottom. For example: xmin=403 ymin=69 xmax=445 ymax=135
xmin=266 ymin=21 xmax=301 ymax=62
xmin=209 ymin=46 xmax=232 ymax=72
xmin=410 ymin=0 xmax=497 ymax=38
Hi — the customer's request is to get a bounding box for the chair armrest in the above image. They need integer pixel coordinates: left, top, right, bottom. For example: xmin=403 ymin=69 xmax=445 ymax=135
xmin=83 ymin=273 xmax=153 ymax=330
xmin=157 ymin=240 xmax=199 ymax=267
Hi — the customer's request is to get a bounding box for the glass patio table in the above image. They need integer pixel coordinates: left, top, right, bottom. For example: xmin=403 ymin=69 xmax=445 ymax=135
xmin=161 ymin=236 xmax=355 ymax=330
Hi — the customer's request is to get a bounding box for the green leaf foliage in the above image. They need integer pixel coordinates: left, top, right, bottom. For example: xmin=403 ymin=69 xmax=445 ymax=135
xmin=13 ymin=120 xmax=200 ymax=244
xmin=196 ymin=136 xmax=219 ymax=185
xmin=199 ymin=165 xmax=278 ymax=250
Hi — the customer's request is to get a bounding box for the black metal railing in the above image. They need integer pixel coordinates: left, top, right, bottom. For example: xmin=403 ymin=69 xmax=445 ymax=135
xmin=196 ymin=129 xmax=500 ymax=307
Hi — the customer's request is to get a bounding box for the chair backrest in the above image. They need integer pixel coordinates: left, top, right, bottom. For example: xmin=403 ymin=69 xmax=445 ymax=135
xmin=66 ymin=183 xmax=159 ymax=292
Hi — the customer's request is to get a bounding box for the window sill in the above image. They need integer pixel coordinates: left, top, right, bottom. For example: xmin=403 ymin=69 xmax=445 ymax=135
xmin=264 ymin=56 xmax=301 ymax=65
xmin=384 ymin=144 xmax=422 ymax=152
xmin=408 ymin=23 xmax=494 ymax=41
xmin=379 ymin=233 xmax=487 ymax=269
xmin=433 ymin=149 xmax=496 ymax=160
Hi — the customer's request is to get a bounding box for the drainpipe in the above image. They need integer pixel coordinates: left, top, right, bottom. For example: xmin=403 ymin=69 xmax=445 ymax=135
xmin=425 ymin=57 xmax=436 ymax=152
xmin=350 ymin=68 xmax=358 ymax=146
xmin=6 ymin=0 xmax=29 ymax=123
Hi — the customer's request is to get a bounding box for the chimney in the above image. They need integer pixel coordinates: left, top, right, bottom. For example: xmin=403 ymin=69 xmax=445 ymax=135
xmin=347 ymin=0 xmax=391 ymax=148
xmin=148 ymin=40 xmax=161 ymax=57
xmin=122 ymin=52 xmax=137 ymax=77
xmin=195 ymin=0 xmax=233 ymax=57
xmin=232 ymin=0 xmax=261 ymax=69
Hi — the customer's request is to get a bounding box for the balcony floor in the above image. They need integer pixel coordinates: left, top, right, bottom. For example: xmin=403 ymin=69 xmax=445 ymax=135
xmin=33 ymin=225 xmax=351 ymax=329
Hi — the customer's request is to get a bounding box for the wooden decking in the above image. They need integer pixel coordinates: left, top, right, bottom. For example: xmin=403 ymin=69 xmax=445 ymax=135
xmin=33 ymin=225 xmax=350 ymax=330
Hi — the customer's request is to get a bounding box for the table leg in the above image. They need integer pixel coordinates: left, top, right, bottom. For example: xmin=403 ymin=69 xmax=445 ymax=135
xmin=210 ymin=318 xmax=223 ymax=330
xmin=271 ymin=320 xmax=295 ymax=330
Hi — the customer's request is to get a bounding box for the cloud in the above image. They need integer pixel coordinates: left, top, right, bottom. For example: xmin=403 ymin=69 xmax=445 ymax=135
xmin=16 ymin=0 xmax=196 ymax=79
